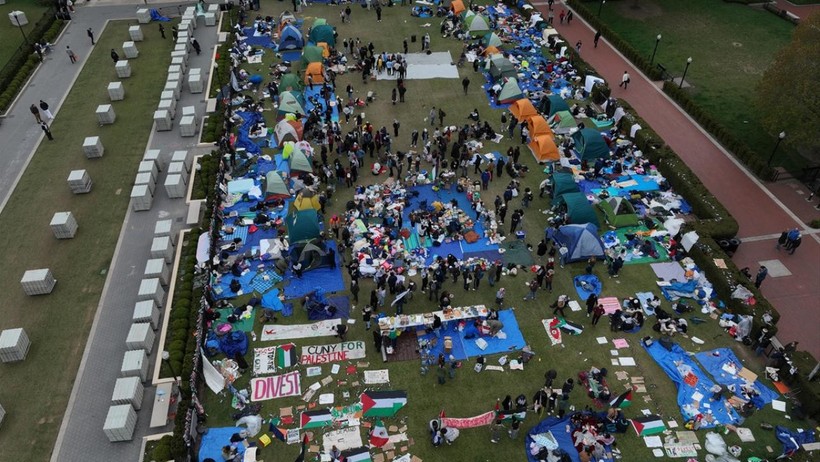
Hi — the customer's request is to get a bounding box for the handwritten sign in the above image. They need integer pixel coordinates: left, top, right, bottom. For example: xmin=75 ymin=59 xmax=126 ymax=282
xmin=301 ymin=341 xmax=366 ymax=365
xmin=287 ymin=428 xmax=301 ymax=445
xmin=441 ymin=411 xmax=496 ymax=429
xmin=250 ymin=371 xmax=302 ymax=401
xmin=253 ymin=346 xmax=277 ymax=375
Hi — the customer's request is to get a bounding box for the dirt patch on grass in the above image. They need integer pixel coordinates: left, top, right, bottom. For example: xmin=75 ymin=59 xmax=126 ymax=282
xmin=613 ymin=0 xmax=664 ymax=20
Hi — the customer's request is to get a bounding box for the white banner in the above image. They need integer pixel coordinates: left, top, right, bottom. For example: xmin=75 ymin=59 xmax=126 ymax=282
xmin=300 ymin=341 xmax=366 ymax=365
xmin=253 ymin=346 xmax=277 ymax=375
xmin=250 ymin=371 xmax=302 ymax=401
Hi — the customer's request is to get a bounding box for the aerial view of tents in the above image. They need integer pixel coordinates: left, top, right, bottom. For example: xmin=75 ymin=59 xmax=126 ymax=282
xmin=541 ymin=94 xmax=570 ymax=117
xmin=301 ymin=45 xmax=324 ymax=66
xmin=308 ymin=24 xmax=335 ymax=47
xmin=465 ymin=14 xmax=490 ymax=37
xmin=450 ymin=0 xmax=465 ymax=16
xmin=547 ymin=223 xmax=606 ymax=263
xmin=548 ymin=110 xmax=576 ymax=134
xmin=278 ymin=24 xmax=304 ymax=50
xmin=481 ymin=32 xmax=502 ymax=48
xmin=550 ymin=172 xmax=579 ymax=203
xmin=288 ymin=146 xmax=313 ymax=175
xmin=279 ymin=74 xmax=303 ymax=93
xmin=265 ymin=172 xmax=290 ymax=200
xmin=497 ymin=78 xmax=524 ymax=105
xmin=278 ymin=91 xmax=305 ymax=118
xmin=274 ymin=119 xmax=303 ymax=146
xmin=599 ymin=197 xmax=640 ymax=228
xmin=527 ymin=115 xmax=553 ymax=138
xmin=304 ymin=62 xmax=326 ymax=84
xmin=528 ymin=135 xmax=559 ymax=163
xmin=561 ymin=192 xmax=600 ymax=227
xmin=509 ymin=98 xmax=537 ymax=122
xmin=286 ymin=210 xmax=322 ymax=243
xmin=486 ymin=54 xmax=517 ymax=81
xmin=572 ymin=128 xmax=610 ymax=161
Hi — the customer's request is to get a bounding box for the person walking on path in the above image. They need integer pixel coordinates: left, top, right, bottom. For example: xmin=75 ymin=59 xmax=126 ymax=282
xmin=191 ymin=38 xmax=202 ymax=55
xmin=40 ymin=121 xmax=54 ymax=141
xmin=159 ymin=23 xmax=166 ymax=39
xmin=39 ymin=100 xmax=53 ymax=121
xmin=66 ymin=46 xmax=77 ymax=64
xmin=776 ymin=229 xmax=789 ymax=250
xmin=30 ymin=104 xmax=42 ymax=124
xmin=575 ymin=40 xmax=582 ymax=53
xmin=110 ymin=49 xmax=119 ymax=63
xmin=754 ymin=266 xmax=768 ymax=289
xmin=462 ymin=76 xmax=470 ymax=94
xmin=87 ymin=28 xmax=95 ymax=45
xmin=559 ymin=10 xmax=566 ymax=24
xmin=594 ymin=30 xmax=601 ymax=48
xmin=566 ymin=11 xmax=573 ymax=24
xmin=785 ymin=231 xmax=802 ymax=255
xmin=619 ymin=71 xmax=631 ymax=90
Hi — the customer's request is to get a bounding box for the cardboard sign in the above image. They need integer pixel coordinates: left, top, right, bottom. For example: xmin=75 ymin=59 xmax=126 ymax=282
xmin=287 ymin=428 xmax=301 ymax=445
xmin=251 ymin=371 xmax=302 ymax=401
xmin=301 ymin=341 xmax=366 ymax=365
xmin=253 ymin=346 xmax=277 ymax=375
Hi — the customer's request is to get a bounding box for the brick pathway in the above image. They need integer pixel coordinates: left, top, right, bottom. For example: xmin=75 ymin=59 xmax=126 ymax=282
xmin=543 ymin=1 xmax=820 ymax=357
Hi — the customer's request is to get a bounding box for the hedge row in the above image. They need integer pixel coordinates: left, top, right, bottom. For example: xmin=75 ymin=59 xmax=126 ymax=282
xmin=0 ymin=16 xmax=65 ymax=112
xmin=565 ymin=0 xmax=662 ymax=80
xmin=662 ymin=82 xmax=777 ymax=180
xmin=201 ymin=41 xmax=232 ymax=143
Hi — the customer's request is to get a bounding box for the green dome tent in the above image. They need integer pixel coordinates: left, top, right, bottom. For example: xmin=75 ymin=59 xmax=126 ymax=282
xmin=312 ymin=18 xmax=327 ymax=27
xmin=279 ymin=73 xmax=304 ymax=93
xmin=485 ymin=54 xmax=517 ymax=80
xmin=288 ymin=147 xmax=313 ymax=175
xmin=572 ymin=128 xmax=611 ymax=161
xmin=544 ymin=94 xmax=570 ymax=117
xmin=551 ymin=172 xmax=580 ymax=205
xmin=498 ymin=78 xmax=524 ymax=105
xmin=598 ymin=197 xmax=640 ymax=228
xmin=548 ymin=110 xmax=577 ymax=134
xmin=278 ymin=91 xmax=305 ymax=117
xmin=265 ymin=172 xmax=291 ymax=200
xmin=286 ymin=210 xmax=322 ymax=243
xmin=301 ymin=45 xmax=324 ymax=66
xmin=308 ymin=24 xmax=335 ymax=47
xmin=562 ymin=192 xmax=600 ymax=228
xmin=465 ymin=14 xmax=490 ymax=38
xmin=481 ymin=32 xmax=503 ymax=48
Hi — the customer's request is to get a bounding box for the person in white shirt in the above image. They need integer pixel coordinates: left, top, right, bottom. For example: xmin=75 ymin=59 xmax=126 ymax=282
xmin=619 ymin=71 xmax=631 ymax=89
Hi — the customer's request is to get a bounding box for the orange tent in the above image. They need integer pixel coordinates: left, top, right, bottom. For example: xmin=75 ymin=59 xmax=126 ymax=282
xmin=509 ymin=98 xmax=538 ymax=122
xmin=304 ymin=62 xmax=325 ymax=84
xmin=451 ymin=0 xmax=465 ymax=16
xmin=528 ymin=115 xmax=553 ymax=138
xmin=483 ymin=45 xmax=501 ymax=56
xmin=529 ymin=134 xmax=560 ymax=162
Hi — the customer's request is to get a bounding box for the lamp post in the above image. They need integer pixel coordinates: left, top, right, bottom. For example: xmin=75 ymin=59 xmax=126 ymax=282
xmin=650 ymin=34 xmax=661 ymax=65
xmin=767 ymin=131 xmax=786 ymax=167
xmin=598 ymin=0 xmax=606 ymax=17
xmin=12 ymin=13 xmax=29 ymax=46
xmin=679 ymin=57 xmax=692 ymax=89
xmin=161 ymin=351 xmax=179 ymax=381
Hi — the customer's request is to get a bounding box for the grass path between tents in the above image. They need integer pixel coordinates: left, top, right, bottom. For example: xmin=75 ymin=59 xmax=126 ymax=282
xmin=0 ymin=21 xmax=173 ymax=462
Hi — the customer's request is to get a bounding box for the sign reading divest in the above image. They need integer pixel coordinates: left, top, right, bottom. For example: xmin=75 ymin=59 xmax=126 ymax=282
xmin=301 ymin=341 xmax=366 ymax=365
xmin=250 ymin=371 xmax=302 ymax=401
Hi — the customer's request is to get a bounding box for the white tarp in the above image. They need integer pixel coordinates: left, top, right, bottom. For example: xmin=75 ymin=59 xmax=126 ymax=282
xmin=377 ymin=52 xmax=459 ymax=80
xmin=201 ymin=348 xmax=226 ymax=394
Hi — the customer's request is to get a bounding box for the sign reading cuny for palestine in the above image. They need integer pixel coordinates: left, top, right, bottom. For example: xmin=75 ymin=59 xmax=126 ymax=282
xmin=301 ymin=341 xmax=366 ymax=365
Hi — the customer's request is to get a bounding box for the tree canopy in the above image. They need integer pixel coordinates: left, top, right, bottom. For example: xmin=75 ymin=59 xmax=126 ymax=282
xmin=756 ymin=11 xmax=820 ymax=155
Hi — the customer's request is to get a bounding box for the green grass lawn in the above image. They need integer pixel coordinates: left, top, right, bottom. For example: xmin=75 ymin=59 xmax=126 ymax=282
xmin=191 ymin=4 xmax=808 ymax=462
xmin=0 ymin=20 xmax=174 ymax=462
xmin=0 ymin=0 xmax=50 ymax=66
xmin=589 ymin=0 xmax=809 ymax=172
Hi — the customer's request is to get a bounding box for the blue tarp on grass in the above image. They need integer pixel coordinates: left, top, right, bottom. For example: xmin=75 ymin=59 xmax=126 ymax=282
xmin=307 ymin=295 xmax=351 ymax=321
xmin=199 ymin=427 xmax=246 ymax=462
xmin=235 ymin=111 xmax=264 ymax=155
xmin=525 ymin=415 xmax=580 ymax=462
xmin=418 ymin=309 xmax=525 ymax=362
xmin=283 ymin=241 xmax=345 ymax=298
xmin=695 ymin=348 xmax=780 ymax=409
xmin=573 ymin=274 xmax=601 ymax=300
xmin=643 ymin=340 xmax=740 ymax=428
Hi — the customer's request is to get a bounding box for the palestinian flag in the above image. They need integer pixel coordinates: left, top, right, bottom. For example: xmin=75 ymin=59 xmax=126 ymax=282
xmin=631 ymin=415 xmax=665 ymax=436
xmin=277 ymin=343 xmax=298 ymax=369
xmin=300 ymin=409 xmax=333 ymax=429
xmin=360 ymin=391 xmax=408 ymax=417
xmin=369 ymin=420 xmax=389 ymax=448
xmin=496 ymin=410 xmax=526 ymax=423
xmin=340 ymin=446 xmax=373 ymax=462
xmin=609 ymin=388 xmax=633 ymax=409
xmin=271 ymin=425 xmax=288 ymax=442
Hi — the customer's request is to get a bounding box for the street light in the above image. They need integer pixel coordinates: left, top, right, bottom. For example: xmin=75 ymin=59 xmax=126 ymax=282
xmin=679 ymin=57 xmax=692 ymax=89
xmin=162 ymin=350 xmax=179 ymax=381
xmin=598 ymin=0 xmax=606 ymax=17
xmin=767 ymin=131 xmax=786 ymax=167
xmin=650 ymin=34 xmax=662 ymax=65
xmin=12 ymin=13 xmax=29 ymax=46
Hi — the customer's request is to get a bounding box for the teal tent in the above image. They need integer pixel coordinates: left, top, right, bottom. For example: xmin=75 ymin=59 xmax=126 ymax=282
xmin=572 ymin=128 xmax=610 ymax=161
xmin=279 ymin=73 xmax=303 ymax=93
xmin=308 ymin=24 xmax=335 ymax=47
xmin=285 ymin=210 xmax=322 ymax=243
xmin=562 ymin=192 xmax=600 ymax=227
xmin=289 ymin=148 xmax=313 ymax=174
xmin=545 ymin=94 xmax=570 ymax=117
xmin=551 ymin=172 xmax=580 ymax=205
xmin=301 ymin=45 xmax=324 ymax=65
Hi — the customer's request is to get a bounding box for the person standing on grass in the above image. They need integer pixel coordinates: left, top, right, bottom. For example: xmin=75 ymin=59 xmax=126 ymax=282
xmin=586 ymin=293 xmax=598 ymax=317
xmin=429 ymin=107 xmax=437 ymax=126
xmin=87 ymin=28 xmax=95 ymax=45
xmin=592 ymin=303 xmax=606 ymax=326
xmin=40 ymin=121 xmax=54 ymax=141
xmin=66 ymin=46 xmax=77 ymax=64
xmin=30 ymin=104 xmax=42 ymax=124
xmin=159 ymin=23 xmax=166 ymax=39
xmin=619 ymin=71 xmax=631 ymax=89
xmin=523 ymin=278 xmax=539 ymax=301
xmin=594 ymin=30 xmax=602 ymax=48
xmin=462 ymin=76 xmax=470 ymax=94
xmin=110 ymin=49 xmax=119 ymax=63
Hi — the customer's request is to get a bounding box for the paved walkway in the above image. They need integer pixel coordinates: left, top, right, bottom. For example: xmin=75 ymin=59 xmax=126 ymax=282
xmin=543 ymin=1 xmax=820 ymax=358
xmin=0 ymin=2 xmax=219 ymax=461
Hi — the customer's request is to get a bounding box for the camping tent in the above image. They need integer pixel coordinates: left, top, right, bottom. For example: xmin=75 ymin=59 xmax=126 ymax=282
xmin=308 ymin=24 xmax=335 ymax=47
xmin=312 ymin=18 xmax=327 ymax=27
xmin=542 ymin=94 xmax=570 ymax=117
xmin=509 ymin=98 xmax=537 ymax=122
xmin=278 ymin=91 xmax=305 ymax=117
xmin=265 ymin=172 xmax=290 ymax=199
xmin=279 ymin=24 xmax=304 ymax=50
xmin=551 ymin=172 xmax=580 ymax=203
xmin=304 ymin=62 xmax=326 ymax=84
xmin=274 ymin=119 xmax=303 ymax=146
xmin=293 ymin=191 xmax=321 ymax=211
xmin=317 ymin=42 xmax=330 ymax=58
xmin=289 ymin=147 xmax=313 ymax=174
xmin=528 ymin=135 xmax=559 ymax=162
xmin=289 ymin=239 xmax=334 ymax=270
xmin=562 ymin=192 xmax=600 ymax=227
xmin=527 ymin=115 xmax=553 ymax=138
xmin=483 ymin=45 xmax=501 ymax=56
xmin=481 ymin=32 xmax=502 ymax=48
xmin=572 ymin=128 xmax=610 ymax=161
xmin=279 ymin=11 xmax=296 ymax=27
xmin=279 ymin=74 xmax=303 ymax=93
xmin=598 ymin=197 xmax=639 ymax=228
xmin=286 ymin=210 xmax=322 ymax=243
xmin=486 ymin=55 xmax=517 ymax=80
xmin=548 ymin=110 xmax=577 ymax=134
xmin=498 ymin=78 xmax=524 ymax=104
xmin=301 ymin=45 xmax=324 ymax=65
xmin=450 ymin=0 xmax=465 ymax=16
xmin=547 ymin=223 xmax=605 ymax=263
xmin=465 ymin=14 xmax=490 ymax=37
